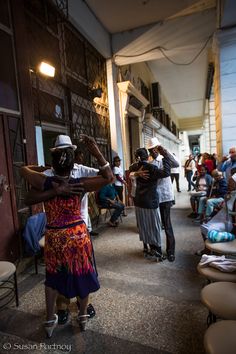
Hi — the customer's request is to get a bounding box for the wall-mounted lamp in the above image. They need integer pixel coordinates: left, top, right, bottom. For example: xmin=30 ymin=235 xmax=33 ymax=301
xmin=90 ymin=87 xmax=103 ymax=99
xmin=38 ymin=61 xmax=55 ymax=77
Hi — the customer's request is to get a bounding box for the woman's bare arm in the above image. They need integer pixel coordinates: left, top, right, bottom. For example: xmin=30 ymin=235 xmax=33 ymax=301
xmin=20 ymin=166 xmax=46 ymax=191
xmin=79 ymin=135 xmax=113 ymax=182
xmin=80 ymin=175 xmax=114 ymax=192
xmin=24 ymin=182 xmax=85 ymax=205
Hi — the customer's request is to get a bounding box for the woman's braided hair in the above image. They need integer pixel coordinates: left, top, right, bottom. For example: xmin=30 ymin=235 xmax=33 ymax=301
xmin=51 ymin=148 xmax=74 ymax=175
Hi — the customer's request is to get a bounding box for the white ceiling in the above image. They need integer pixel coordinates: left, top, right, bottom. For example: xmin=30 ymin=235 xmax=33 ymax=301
xmin=86 ymin=0 xmax=208 ymax=33
xmin=79 ymin=0 xmax=217 ymax=122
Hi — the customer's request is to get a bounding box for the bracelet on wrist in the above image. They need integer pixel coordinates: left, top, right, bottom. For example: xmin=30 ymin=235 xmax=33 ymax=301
xmin=99 ymin=161 xmax=110 ymax=170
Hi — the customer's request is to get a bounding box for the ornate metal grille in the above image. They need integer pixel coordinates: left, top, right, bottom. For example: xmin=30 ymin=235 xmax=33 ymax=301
xmin=24 ymin=0 xmax=111 ymax=167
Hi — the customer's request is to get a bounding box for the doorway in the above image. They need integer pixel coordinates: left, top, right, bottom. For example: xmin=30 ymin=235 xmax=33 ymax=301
xmin=35 ymin=124 xmax=69 ymax=167
xmin=128 ymin=117 xmax=141 ymax=165
xmin=0 ymin=114 xmax=20 ymax=261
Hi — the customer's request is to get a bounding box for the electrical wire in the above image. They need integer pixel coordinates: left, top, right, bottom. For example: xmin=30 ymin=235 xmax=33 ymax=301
xmin=114 ymin=34 xmax=214 ymax=66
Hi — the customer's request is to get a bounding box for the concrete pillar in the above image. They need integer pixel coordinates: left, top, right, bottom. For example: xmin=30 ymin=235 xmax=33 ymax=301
xmin=106 ymin=59 xmax=124 ymax=160
xmin=209 ymin=90 xmax=217 ymax=153
xmin=214 ymin=28 xmax=236 ymax=155
xmin=203 ymin=102 xmax=210 ymax=153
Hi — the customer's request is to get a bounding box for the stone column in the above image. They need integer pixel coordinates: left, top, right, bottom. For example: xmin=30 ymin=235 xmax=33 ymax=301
xmin=106 ymin=59 xmax=124 ymax=160
xmin=209 ymin=89 xmax=217 ymax=153
xmin=214 ymin=28 xmax=236 ymax=155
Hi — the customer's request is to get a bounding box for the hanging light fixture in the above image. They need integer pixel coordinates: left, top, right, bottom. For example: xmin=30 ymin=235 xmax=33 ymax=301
xmin=38 ymin=61 xmax=55 ymax=77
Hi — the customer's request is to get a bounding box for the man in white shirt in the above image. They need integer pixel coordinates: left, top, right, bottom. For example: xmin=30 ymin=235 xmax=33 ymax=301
xmin=147 ymin=137 xmax=179 ymax=262
xmin=72 ymin=150 xmax=99 ymax=234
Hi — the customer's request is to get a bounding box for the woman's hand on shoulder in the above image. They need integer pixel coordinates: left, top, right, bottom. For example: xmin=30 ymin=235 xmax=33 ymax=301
xmin=52 ymin=180 xmax=85 ymax=197
xmin=134 ymin=166 xmax=149 ymax=179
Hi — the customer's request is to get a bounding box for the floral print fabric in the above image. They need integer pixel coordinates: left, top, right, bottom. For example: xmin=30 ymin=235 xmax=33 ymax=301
xmin=43 ymin=177 xmax=99 ymax=298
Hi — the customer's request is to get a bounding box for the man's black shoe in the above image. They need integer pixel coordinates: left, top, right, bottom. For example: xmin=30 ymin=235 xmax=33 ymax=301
xmin=90 ymin=231 xmax=99 ymax=236
xmin=167 ymin=254 xmax=175 ymax=262
xmin=187 ymin=212 xmax=197 ymax=218
xmin=57 ymin=309 xmax=70 ymax=325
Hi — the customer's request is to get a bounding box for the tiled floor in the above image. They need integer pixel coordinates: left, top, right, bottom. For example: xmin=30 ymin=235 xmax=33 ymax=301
xmin=0 ymin=190 xmax=208 ymax=354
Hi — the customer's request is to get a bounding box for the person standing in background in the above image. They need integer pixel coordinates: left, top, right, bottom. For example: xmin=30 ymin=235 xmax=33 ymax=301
xmin=112 ymin=156 xmax=127 ymax=216
xmin=171 ymin=153 xmax=181 ymax=192
xmin=184 ymin=154 xmax=196 ymax=191
xmin=212 ymin=153 xmax=218 ymax=169
xmin=202 ymin=153 xmax=214 ymax=175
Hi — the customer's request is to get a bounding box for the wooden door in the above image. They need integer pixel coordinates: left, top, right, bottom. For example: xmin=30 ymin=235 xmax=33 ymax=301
xmin=0 ymin=114 xmax=19 ymax=261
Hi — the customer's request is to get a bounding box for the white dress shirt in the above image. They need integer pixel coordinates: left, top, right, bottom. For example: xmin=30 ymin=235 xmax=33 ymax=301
xmin=150 ymin=152 xmax=179 ymax=203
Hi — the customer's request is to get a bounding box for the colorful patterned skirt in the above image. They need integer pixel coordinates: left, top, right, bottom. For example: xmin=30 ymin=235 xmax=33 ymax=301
xmin=44 ymin=220 xmax=100 ymax=299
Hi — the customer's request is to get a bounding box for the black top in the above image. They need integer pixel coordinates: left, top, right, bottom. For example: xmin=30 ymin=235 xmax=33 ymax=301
xmin=129 ymin=157 xmax=171 ymax=209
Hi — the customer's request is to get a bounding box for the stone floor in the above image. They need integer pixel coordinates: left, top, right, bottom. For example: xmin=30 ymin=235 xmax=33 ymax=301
xmin=0 ymin=189 xmax=208 ymax=354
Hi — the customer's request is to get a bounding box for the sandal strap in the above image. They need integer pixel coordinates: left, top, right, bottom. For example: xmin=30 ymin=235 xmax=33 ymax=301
xmin=78 ymin=314 xmax=89 ymax=318
xmin=44 ymin=315 xmax=57 ymax=324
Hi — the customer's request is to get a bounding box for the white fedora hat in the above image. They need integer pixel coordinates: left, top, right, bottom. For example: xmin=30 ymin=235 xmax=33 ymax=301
xmin=147 ymin=137 xmax=161 ymax=150
xmin=50 ymin=135 xmax=77 ymax=151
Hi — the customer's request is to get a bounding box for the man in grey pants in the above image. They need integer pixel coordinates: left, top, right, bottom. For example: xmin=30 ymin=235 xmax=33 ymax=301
xmin=147 ymin=137 xmax=179 ymax=262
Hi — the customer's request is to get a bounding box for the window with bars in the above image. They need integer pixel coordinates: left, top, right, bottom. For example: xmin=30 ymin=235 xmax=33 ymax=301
xmin=24 ymin=0 xmax=111 ymax=164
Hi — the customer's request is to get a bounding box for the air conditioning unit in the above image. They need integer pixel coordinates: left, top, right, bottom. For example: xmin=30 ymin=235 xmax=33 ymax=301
xmin=151 ymin=82 xmax=161 ymax=108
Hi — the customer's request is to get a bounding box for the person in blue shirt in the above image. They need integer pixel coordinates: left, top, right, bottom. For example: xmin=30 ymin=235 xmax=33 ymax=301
xmin=219 ymin=147 xmax=236 ymax=181
xmin=195 ymin=169 xmax=228 ymax=223
xmin=98 ymin=184 xmax=125 ymax=227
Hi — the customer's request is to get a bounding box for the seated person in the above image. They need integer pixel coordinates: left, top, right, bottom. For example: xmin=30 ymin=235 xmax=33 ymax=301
xmin=195 ymin=169 xmax=227 ymax=223
xmin=98 ymin=184 xmax=125 ymax=227
xmin=188 ymin=165 xmax=212 ymax=218
xmin=228 ymin=167 xmax=236 ymax=193
xmin=196 ymin=169 xmax=235 ymax=256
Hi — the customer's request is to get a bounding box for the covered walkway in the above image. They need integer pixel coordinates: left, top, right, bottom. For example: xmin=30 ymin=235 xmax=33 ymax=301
xmin=0 ymin=191 xmax=208 ymax=354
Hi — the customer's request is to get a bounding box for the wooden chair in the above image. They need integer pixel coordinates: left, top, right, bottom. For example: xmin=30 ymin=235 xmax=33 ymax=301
xmin=0 ymin=261 xmax=19 ymax=309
